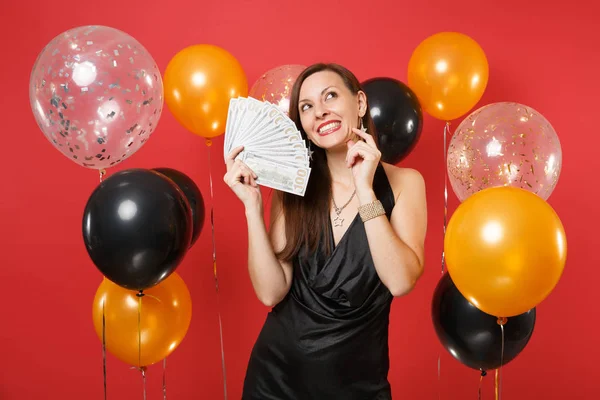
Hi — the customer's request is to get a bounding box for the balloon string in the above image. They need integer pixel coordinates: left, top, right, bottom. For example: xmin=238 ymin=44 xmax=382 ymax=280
xmin=499 ymin=322 xmax=505 ymax=400
xmin=141 ymin=367 xmax=147 ymax=400
xmin=162 ymin=358 xmax=167 ymax=400
xmin=478 ymin=374 xmax=483 ymax=400
xmin=137 ymin=292 xmax=143 ymax=369
xmin=206 ymin=140 xmax=228 ymax=400
xmin=438 ymin=121 xmax=451 ymax=400
xmin=102 ymin=300 xmax=107 ymax=400
xmin=136 ymin=291 xmax=147 ymax=400
xmin=217 ymin=312 xmax=227 ymax=397
xmin=495 ymin=318 xmax=506 ymax=400
xmin=479 ymin=370 xmax=487 ymax=400
xmin=437 ymin=355 xmax=441 ymax=400
xmin=495 ymin=369 xmax=499 ymax=400
xmin=442 ymin=121 xmax=450 ymax=274
xmin=205 ymin=140 xmax=218 ymax=289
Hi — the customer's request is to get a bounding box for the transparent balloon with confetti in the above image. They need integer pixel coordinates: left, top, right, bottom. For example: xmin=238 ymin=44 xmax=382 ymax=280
xmin=29 ymin=25 xmax=164 ymax=170
xmin=249 ymin=64 xmax=306 ymax=115
xmin=447 ymin=102 xmax=562 ymax=201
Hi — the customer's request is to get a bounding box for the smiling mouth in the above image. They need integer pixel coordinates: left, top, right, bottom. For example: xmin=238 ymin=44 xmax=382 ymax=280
xmin=318 ymin=121 xmax=341 ymax=135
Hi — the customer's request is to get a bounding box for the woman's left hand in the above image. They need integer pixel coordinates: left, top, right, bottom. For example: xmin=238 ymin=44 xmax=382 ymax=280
xmin=346 ymin=127 xmax=381 ymax=195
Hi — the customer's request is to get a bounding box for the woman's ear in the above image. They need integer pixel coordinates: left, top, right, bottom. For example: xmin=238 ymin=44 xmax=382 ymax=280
xmin=357 ymin=90 xmax=368 ymax=117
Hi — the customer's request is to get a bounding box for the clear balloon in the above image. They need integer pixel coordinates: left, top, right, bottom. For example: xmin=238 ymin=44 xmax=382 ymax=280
xmin=249 ymin=64 xmax=306 ymax=115
xmin=29 ymin=25 xmax=164 ymax=170
xmin=447 ymin=102 xmax=562 ymax=201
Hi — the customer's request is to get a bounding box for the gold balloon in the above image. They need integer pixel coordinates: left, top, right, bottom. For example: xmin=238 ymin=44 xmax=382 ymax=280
xmin=407 ymin=32 xmax=489 ymax=121
xmin=445 ymin=186 xmax=567 ymax=317
xmin=92 ymin=273 xmax=192 ymax=367
xmin=163 ymin=44 xmax=248 ymax=139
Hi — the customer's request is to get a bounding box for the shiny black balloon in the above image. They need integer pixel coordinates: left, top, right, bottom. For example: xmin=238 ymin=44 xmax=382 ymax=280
xmin=153 ymin=168 xmax=205 ymax=247
xmin=82 ymin=169 xmax=193 ymax=290
xmin=431 ymin=273 xmax=536 ymax=371
xmin=362 ymin=77 xmax=423 ymax=164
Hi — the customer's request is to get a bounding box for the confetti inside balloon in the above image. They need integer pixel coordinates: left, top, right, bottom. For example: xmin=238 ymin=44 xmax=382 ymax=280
xmin=447 ymin=102 xmax=562 ymax=201
xmin=249 ymin=64 xmax=306 ymax=115
xmin=29 ymin=25 xmax=164 ymax=170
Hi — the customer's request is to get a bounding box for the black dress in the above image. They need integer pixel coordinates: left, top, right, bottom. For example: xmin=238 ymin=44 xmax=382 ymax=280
xmin=242 ymin=164 xmax=396 ymax=400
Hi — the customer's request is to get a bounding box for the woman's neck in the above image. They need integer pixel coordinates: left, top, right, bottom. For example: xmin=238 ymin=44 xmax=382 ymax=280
xmin=326 ymin=146 xmax=354 ymax=189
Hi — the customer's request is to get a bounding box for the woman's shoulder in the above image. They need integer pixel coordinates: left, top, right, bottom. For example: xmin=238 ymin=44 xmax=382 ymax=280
xmin=380 ymin=162 xmax=425 ymax=202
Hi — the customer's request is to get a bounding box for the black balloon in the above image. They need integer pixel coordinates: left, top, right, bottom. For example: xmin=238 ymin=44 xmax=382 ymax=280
xmin=82 ymin=169 xmax=193 ymax=290
xmin=362 ymin=77 xmax=423 ymax=164
xmin=153 ymin=168 xmax=205 ymax=247
xmin=432 ymin=273 xmax=536 ymax=371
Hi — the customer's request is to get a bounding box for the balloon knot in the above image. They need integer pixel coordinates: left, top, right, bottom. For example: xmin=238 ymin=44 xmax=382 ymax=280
xmin=497 ymin=317 xmax=507 ymax=326
xmin=480 ymin=369 xmax=487 ymax=377
xmin=136 ymin=290 xmax=145 ymax=298
xmin=205 ymin=138 xmax=213 ymax=147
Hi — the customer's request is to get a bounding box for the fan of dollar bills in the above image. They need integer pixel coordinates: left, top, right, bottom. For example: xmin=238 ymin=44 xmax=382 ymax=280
xmin=223 ymin=97 xmax=312 ymax=196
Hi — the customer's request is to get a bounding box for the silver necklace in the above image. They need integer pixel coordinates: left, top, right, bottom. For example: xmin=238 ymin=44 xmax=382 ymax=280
xmin=332 ymin=189 xmax=356 ymax=227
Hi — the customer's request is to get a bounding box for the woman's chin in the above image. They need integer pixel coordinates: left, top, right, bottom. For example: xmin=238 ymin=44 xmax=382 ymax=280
xmin=320 ymin=142 xmax=348 ymax=155
xmin=315 ymin=132 xmax=351 ymax=152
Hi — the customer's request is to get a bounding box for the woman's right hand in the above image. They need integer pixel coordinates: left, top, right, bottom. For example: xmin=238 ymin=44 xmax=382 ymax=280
xmin=224 ymin=146 xmax=262 ymax=211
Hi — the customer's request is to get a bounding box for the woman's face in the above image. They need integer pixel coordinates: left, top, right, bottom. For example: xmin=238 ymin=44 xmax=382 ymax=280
xmin=297 ymin=70 xmax=366 ymax=150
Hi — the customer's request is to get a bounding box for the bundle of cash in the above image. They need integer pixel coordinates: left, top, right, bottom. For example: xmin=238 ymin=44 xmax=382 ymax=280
xmin=223 ymin=97 xmax=312 ymax=196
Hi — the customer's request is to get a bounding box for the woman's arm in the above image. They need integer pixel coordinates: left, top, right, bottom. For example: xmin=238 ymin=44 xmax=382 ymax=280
xmin=223 ymin=145 xmax=293 ymax=307
xmin=245 ymin=191 xmax=293 ymax=307
xmin=358 ymin=166 xmax=427 ymax=297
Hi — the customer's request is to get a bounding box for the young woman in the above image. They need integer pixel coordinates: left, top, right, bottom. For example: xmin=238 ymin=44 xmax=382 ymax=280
xmin=224 ymin=63 xmax=427 ymax=399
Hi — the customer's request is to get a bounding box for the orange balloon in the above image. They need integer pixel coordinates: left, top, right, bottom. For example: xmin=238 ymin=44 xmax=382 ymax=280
xmin=163 ymin=44 xmax=248 ymax=139
xmin=444 ymin=186 xmax=567 ymax=318
xmin=407 ymin=32 xmax=489 ymax=121
xmin=92 ymin=273 xmax=192 ymax=367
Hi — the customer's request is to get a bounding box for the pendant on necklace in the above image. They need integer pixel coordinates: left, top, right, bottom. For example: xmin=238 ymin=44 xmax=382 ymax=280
xmin=333 ymin=214 xmax=344 ymax=227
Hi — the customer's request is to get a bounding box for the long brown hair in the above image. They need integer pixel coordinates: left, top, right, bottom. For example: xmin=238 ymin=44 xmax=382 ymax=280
xmin=275 ymin=63 xmax=377 ymax=262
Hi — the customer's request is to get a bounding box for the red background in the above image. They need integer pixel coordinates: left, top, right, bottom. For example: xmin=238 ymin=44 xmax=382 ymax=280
xmin=1 ymin=0 xmax=598 ymax=398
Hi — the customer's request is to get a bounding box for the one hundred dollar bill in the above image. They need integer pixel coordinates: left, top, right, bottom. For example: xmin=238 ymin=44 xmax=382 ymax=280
xmin=239 ymin=152 xmax=311 ymax=196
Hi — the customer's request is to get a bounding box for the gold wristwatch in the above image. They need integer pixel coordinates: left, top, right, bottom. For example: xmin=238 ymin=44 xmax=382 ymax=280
xmin=358 ymin=200 xmax=386 ymax=222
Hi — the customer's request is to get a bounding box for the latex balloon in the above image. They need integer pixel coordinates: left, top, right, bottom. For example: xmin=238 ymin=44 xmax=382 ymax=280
xmin=82 ymin=169 xmax=192 ymax=290
xmin=153 ymin=168 xmax=205 ymax=247
xmin=448 ymin=102 xmax=562 ymax=202
xmin=445 ymin=186 xmax=567 ymax=317
xmin=432 ymin=273 xmax=536 ymax=371
xmin=407 ymin=32 xmax=488 ymax=121
xmin=29 ymin=25 xmax=163 ymax=169
xmin=163 ymin=44 xmax=248 ymax=139
xmin=362 ymin=77 xmax=423 ymax=164
xmin=249 ymin=64 xmax=306 ymax=115
xmin=92 ymin=273 xmax=192 ymax=367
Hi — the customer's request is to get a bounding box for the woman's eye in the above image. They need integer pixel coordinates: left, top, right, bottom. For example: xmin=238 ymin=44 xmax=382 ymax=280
xmin=301 ymin=104 xmax=311 ymax=112
xmin=325 ymin=91 xmax=337 ymax=100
